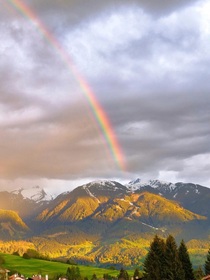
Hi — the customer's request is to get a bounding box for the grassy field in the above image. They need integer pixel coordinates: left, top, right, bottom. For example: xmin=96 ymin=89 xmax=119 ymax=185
xmin=1 ymin=253 xmax=134 ymax=279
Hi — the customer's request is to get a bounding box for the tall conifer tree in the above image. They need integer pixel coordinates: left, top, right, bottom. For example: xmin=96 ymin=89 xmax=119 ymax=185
xmin=143 ymin=235 xmax=165 ymax=280
xmin=178 ymin=240 xmax=195 ymax=280
xmin=164 ymin=235 xmax=185 ymax=280
xmin=133 ymin=268 xmax=140 ymax=279
xmin=204 ymin=249 xmax=210 ymax=275
xmin=66 ymin=266 xmax=81 ymax=280
xmin=118 ymin=268 xmax=129 ymax=280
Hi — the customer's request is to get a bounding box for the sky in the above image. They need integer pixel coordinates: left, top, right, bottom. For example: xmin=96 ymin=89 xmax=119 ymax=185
xmin=0 ymin=0 xmax=210 ymax=195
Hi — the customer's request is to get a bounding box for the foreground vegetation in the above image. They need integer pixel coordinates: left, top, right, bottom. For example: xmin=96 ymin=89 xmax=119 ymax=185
xmin=0 ymin=235 xmax=209 ymax=269
xmin=0 ymin=253 xmax=133 ymax=279
xmin=1 ymin=235 xmax=210 ymax=280
xmin=143 ymin=235 xmax=210 ymax=280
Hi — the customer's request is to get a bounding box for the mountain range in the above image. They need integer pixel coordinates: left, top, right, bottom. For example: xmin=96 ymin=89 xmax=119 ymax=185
xmin=0 ymin=179 xmax=210 ymax=267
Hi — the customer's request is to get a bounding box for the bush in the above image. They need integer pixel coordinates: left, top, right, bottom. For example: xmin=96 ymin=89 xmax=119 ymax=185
xmin=0 ymin=256 xmax=5 ymax=265
xmin=22 ymin=253 xmax=30 ymax=259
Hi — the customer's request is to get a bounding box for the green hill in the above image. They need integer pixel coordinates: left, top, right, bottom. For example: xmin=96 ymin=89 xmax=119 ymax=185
xmin=0 ymin=253 xmax=131 ymax=279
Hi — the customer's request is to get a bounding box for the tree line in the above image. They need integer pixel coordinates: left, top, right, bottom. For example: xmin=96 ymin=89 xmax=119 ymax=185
xmin=55 ymin=237 xmax=210 ymax=280
xmin=143 ymin=235 xmax=210 ymax=280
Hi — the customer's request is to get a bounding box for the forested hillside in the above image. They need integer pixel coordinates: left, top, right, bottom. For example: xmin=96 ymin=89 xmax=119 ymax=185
xmin=0 ymin=180 xmax=209 ymax=267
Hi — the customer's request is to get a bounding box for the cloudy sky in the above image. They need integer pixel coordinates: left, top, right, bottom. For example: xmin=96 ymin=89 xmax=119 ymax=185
xmin=1 ymin=0 xmax=210 ymax=194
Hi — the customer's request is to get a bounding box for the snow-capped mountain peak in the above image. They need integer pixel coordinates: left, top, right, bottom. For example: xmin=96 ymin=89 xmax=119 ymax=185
xmin=148 ymin=180 xmax=176 ymax=191
xmin=79 ymin=180 xmax=129 ymax=199
xmin=127 ymin=178 xmax=176 ymax=193
xmin=11 ymin=186 xmax=53 ymax=202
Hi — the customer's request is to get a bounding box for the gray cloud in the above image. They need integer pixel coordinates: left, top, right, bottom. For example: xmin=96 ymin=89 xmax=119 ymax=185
xmin=0 ymin=0 xmax=210 ymax=192
xmin=26 ymin=0 xmax=200 ymax=20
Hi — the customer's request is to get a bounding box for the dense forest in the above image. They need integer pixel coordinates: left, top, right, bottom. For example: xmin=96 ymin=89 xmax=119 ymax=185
xmin=143 ymin=235 xmax=210 ymax=280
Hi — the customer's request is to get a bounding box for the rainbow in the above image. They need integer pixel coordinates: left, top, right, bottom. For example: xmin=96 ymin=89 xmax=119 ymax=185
xmin=7 ymin=0 xmax=126 ymax=171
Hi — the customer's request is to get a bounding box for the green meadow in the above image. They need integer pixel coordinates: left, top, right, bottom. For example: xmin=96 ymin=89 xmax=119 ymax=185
xmin=1 ymin=253 xmax=134 ymax=279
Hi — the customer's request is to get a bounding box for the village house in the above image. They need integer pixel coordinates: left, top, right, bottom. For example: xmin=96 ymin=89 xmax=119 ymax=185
xmin=9 ymin=274 xmax=25 ymax=280
xmin=28 ymin=275 xmax=48 ymax=280
xmin=8 ymin=274 xmax=49 ymax=280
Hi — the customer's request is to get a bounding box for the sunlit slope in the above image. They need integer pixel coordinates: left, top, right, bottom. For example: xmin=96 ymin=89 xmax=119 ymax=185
xmin=36 ymin=188 xmax=206 ymax=227
xmin=127 ymin=192 xmax=206 ymax=226
xmin=36 ymin=181 xmax=128 ymax=223
xmin=129 ymin=179 xmax=210 ymax=218
xmin=0 ymin=209 xmax=30 ymax=239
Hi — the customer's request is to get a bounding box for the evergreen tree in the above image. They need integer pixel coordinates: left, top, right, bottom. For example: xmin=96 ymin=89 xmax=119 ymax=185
xmin=22 ymin=252 xmax=30 ymax=259
xmin=178 ymin=239 xmax=195 ymax=280
xmin=66 ymin=266 xmax=81 ymax=280
xmin=118 ymin=268 xmax=129 ymax=280
xmin=133 ymin=268 xmax=140 ymax=280
xmin=75 ymin=267 xmax=81 ymax=279
xmin=91 ymin=274 xmax=98 ymax=280
xmin=0 ymin=256 xmax=5 ymax=265
xmin=205 ymin=249 xmax=210 ymax=275
xmin=164 ymin=235 xmax=185 ymax=280
xmin=66 ymin=267 xmax=73 ymax=280
xmin=103 ymin=274 xmax=113 ymax=280
xmin=143 ymin=235 xmax=166 ymax=280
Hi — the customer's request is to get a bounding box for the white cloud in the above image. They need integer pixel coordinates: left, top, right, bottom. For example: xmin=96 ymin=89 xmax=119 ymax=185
xmin=63 ymin=7 xmax=151 ymax=76
xmin=181 ymin=153 xmax=210 ymax=185
xmin=158 ymin=170 xmax=180 ymax=183
xmin=60 ymin=0 xmax=210 ymax=97
xmin=198 ymin=0 xmax=210 ymax=37
xmin=0 ymin=106 xmax=43 ymax=127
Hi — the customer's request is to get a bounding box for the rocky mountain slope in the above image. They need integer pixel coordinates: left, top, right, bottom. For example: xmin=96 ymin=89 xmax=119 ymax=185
xmin=128 ymin=179 xmax=210 ymax=217
xmin=36 ymin=185 xmax=206 ymax=226
xmin=0 ymin=179 xmax=210 ymax=266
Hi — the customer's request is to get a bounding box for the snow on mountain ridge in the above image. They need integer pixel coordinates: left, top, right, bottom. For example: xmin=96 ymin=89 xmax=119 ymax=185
xmin=11 ymin=186 xmax=53 ymax=202
xmin=127 ymin=178 xmax=176 ymax=192
xmin=148 ymin=180 xmax=176 ymax=191
xmin=84 ymin=187 xmax=101 ymax=203
xmin=82 ymin=180 xmax=114 ymax=188
xmin=83 ymin=180 xmax=124 ymax=192
xmin=89 ymin=180 xmax=117 ymax=187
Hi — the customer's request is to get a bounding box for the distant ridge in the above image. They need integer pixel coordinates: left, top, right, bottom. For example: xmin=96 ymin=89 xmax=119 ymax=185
xmin=11 ymin=186 xmax=53 ymax=202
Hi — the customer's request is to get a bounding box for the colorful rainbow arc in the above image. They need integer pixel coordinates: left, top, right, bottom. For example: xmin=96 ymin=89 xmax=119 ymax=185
xmin=7 ymin=0 xmax=126 ymax=171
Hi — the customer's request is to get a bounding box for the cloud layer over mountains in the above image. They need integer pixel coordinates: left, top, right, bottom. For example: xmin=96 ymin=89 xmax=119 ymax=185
xmin=0 ymin=0 xmax=210 ymax=191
